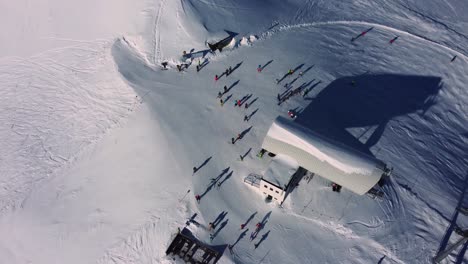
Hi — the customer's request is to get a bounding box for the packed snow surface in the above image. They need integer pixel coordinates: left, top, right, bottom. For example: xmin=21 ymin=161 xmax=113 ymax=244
xmin=0 ymin=0 xmax=467 ymax=264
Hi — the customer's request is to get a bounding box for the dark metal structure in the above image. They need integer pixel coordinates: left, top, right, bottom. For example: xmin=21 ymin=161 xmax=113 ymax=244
xmin=207 ymin=31 xmax=238 ymax=52
xmin=166 ymin=227 xmax=226 ymax=264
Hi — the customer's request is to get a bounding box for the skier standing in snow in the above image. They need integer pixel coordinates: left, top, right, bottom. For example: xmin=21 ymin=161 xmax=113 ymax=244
xmin=288 ymin=110 xmax=296 ymax=118
xmin=389 ymin=36 xmax=398 ymax=44
xmin=220 ymin=98 xmax=224 ymax=106
xmin=257 ymin=149 xmax=266 ymax=158
xmin=223 ymin=85 xmax=227 ymax=94
xmin=195 ymin=194 xmax=201 ymax=203
xmin=244 ymin=115 xmax=249 ymax=122
xmin=245 ymin=102 xmax=249 ymax=109
xmin=257 ymin=65 xmax=262 ymax=73
xmin=255 ymin=222 xmax=261 ymax=231
xmin=215 ymin=75 xmax=219 ymax=81
xmin=217 ymin=91 xmax=222 ymax=98
xmin=231 ymin=137 xmax=235 ymax=144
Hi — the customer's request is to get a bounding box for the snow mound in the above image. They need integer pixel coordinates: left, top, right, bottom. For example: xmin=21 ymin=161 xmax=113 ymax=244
xmin=239 ymin=37 xmax=251 ymax=46
xmin=249 ymin=35 xmax=258 ymax=42
xmin=239 ymin=35 xmax=257 ymax=46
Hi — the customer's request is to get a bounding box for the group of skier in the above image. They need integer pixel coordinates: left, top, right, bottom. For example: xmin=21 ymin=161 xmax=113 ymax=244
xmin=191 ymin=60 xmax=314 ymax=251
xmin=276 ymin=68 xmax=309 ymax=107
xmin=214 ymin=66 xmax=234 ymax=81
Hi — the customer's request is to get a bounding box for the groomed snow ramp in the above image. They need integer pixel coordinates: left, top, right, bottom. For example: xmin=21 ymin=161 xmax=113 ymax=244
xmin=262 ymin=116 xmax=387 ymax=195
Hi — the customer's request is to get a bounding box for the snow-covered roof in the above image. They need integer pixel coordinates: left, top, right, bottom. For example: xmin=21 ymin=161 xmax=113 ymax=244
xmin=262 ymin=154 xmax=299 ymax=189
xmin=262 ymin=116 xmax=386 ymax=195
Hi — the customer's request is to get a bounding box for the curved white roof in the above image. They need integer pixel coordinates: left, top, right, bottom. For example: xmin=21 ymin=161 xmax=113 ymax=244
xmin=262 ymin=116 xmax=386 ymax=195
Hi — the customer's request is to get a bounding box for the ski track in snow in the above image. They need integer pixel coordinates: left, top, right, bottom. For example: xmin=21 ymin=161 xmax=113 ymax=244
xmin=98 ymin=216 xmax=166 ymax=264
xmin=262 ymin=20 xmax=468 ymax=59
xmin=346 ymin=220 xmax=384 ymax=229
xmin=396 ymin=1 xmax=468 ymax=42
xmin=0 ymin=41 xmax=139 ymax=213
xmin=151 ymin=0 xmax=166 ymax=64
xmin=287 ymin=211 xmax=405 ymax=264
xmin=293 ymin=0 xmax=317 ymax=23
xmin=98 ymin=202 xmax=192 ymax=264
xmin=191 ymin=0 xmax=255 ymax=11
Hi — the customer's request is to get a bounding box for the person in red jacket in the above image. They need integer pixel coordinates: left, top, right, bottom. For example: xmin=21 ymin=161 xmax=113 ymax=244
xmin=255 ymin=222 xmax=262 ymax=231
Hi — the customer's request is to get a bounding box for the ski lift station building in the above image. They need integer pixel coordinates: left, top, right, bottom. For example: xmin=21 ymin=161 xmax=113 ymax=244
xmin=258 ymin=154 xmax=302 ymax=203
xmin=260 ymin=116 xmax=390 ymax=196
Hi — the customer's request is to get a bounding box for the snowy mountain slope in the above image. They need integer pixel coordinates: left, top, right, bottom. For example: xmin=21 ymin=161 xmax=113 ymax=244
xmin=108 ymin=20 xmax=468 ymax=263
xmin=0 ymin=106 xmax=187 ymax=264
xmin=181 ymin=0 xmax=468 ymax=55
xmin=0 ymin=40 xmax=140 ymax=213
xmin=0 ymin=0 xmax=467 ymax=264
xmin=0 ymin=0 xmax=148 ymax=57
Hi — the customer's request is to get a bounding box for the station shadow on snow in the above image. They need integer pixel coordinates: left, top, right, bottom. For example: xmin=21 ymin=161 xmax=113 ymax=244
xmin=111 ymin=39 xmax=442 ymax=161
xmin=295 ymin=74 xmax=442 ymax=156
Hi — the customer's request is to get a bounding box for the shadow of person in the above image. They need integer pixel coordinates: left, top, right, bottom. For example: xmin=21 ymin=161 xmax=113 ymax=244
xmin=195 ymin=156 xmax=212 ymax=172
xmin=232 ymin=228 xmax=249 ymax=248
xmin=212 ymin=219 xmax=229 ymax=239
xmin=254 ymin=230 xmax=270 ymax=249
xmin=377 ymin=255 xmax=386 ymax=264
